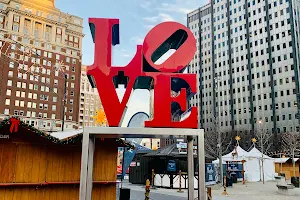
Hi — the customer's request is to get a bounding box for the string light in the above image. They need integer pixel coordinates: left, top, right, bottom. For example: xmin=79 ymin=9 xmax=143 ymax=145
xmin=0 ymin=117 xmax=134 ymax=148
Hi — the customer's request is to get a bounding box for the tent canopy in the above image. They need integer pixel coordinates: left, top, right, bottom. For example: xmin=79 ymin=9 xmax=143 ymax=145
xmin=212 ymin=145 xmax=249 ymax=164
xmin=213 ymin=145 xmax=276 ymax=182
xmin=222 ymin=145 xmax=249 ymax=160
xmin=248 ymin=147 xmax=272 ymax=159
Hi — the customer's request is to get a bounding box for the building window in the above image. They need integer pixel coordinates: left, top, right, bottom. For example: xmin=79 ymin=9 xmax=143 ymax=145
xmin=13 ymin=24 xmax=19 ymax=32
xmin=14 ymin=15 xmax=20 ymax=22
xmin=7 ymin=80 xmax=12 ymax=86
xmin=52 ymin=105 xmax=56 ymax=111
xmin=45 ymin=25 xmax=52 ymax=41
xmin=4 ymin=109 xmax=9 ymax=115
xmin=6 ymin=89 xmax=11 ymax=96
xmin=8 ymin=71 xmax=13 ymax=77
xmin=9 ymin=62 xmax=14 ymax=68
xmin=10 ymin=52 xmax=15 ymax=59
xmin=5 ymin=99 xmax=10 ymax=105
xmin=15 ymin=100 xmax=20 ymax=107
xmin=24 ymin=19 xmax=31 ymax=35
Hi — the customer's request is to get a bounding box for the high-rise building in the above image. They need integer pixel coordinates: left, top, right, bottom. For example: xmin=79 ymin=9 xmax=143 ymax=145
xmin=0 ymin=0 xmax=84 ymax=131
xmin=188 ymin=0 xmax=300 ymax=147
xmin=79 ymin=65 xmax=102 ymax=128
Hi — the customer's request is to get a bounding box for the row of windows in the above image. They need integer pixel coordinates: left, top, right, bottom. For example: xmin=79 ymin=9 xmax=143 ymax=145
xmin=217 ymin=113 xmax=296 ymax=127
xmin=0 ymin=34 xmax=79 ymax=59
xmin=7 ymin=69 xmax=76 ymax=86
xmin=202 ymin=64 xmax=294 ymax=83
xmin=3 ymin=109 xmax=74 ymax=122
xmin=5 ymin=89 xmax=74 ymax=105
xmin=7 ymin=43 xmax=78 ymax=65
xmin=3 ymin=109 xmax=57 ymax=120
xmin=204 ymin=86 xmax=296 ymax=101
xmin=6 ymin=80 xmax=75 ymax=99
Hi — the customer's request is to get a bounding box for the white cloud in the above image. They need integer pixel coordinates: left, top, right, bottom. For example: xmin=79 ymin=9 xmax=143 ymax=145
xmin=140 ymin=0 xmax=155 ymax=9
xmin=143 ymin=16 xmax=159 ymax=23
xmin=130 ymin=36 xmax=144 ymax=44
xmin=143 ymin=13 xmax=175 ymax=23
xmin=158 ymin=2 xmax=194 ymax=14
xmin=144 ymin=24 xmax=155 ymax=31
xmin=119 ymin=49 xmax=134 ymax=58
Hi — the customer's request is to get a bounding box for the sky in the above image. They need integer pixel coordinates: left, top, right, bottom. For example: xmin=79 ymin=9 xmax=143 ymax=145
xmin=56 ymin=0 xmax=207 ymax=126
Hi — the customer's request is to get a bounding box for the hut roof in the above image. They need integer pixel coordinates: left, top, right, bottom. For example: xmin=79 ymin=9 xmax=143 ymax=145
xmin=144 ymin=143 xmax=214 ymax=159
xmin=0 ymin=117 xmax=133 ymax=148
xmin=274 ymin=158 xmax=300 ymax=163
xmin=145 ymin=143 xmax=178 ymax=157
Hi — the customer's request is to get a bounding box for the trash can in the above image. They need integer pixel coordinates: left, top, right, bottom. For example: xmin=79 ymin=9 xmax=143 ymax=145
xmin=291 ymin=177 xmax=300 ymax=188
xmin=231 ymin=173 xmax=237 ymax=184
xmin=226 ymin=177 xmax=233 ymax=187
xmin=119 ymin=188 xmax=130 ymax=200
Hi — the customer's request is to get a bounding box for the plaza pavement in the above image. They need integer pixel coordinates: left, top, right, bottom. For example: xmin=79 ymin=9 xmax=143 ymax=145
xmin=121 ymin=180 xmax=300 ymax=200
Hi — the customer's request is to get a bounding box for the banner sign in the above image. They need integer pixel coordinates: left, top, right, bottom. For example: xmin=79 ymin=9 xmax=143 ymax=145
xmin=120 ymin=142 xmax=150 ymax=177
xmin=205 ymin=164 xmax=216 ymax=184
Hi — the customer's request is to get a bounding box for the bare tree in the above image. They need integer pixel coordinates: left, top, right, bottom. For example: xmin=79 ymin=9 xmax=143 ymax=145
xmin=204 ymin=113 xmax=232 ymax=183
xmin=255 ymin=120 xmax=273 ymax=184
xmin=204 ymin=123 xmax=232 ymax=159
xmin=281 ymin=131 xmax=300 ymax=177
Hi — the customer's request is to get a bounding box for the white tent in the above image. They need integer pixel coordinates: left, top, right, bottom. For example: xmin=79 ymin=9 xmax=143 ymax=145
xmin=222 ymin=146 xmax=249 ymax=161
xmin=212 ymin=145 xmax=249 ymax=164
xmin=246 ymin=147 xmax=275 ymax=182
xmin=213 ymin=146 xmax=276 ymax=182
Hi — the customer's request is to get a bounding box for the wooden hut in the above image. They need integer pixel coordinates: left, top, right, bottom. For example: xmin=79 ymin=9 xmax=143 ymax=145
xmin=274 ymin=158 xmax=300 ymax=179
xmin=0 ymin=117 xmax=130 ymax=200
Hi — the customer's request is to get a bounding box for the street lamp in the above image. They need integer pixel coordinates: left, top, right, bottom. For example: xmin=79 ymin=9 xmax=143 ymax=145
xmin=214 ymin=76 xmax=223 ymax=184
xmin=257 ymin=120 xmax=265 ymax=184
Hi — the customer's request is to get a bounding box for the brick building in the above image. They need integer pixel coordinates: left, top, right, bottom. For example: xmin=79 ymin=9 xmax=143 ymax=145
xmin=79 ymin=65 xmax=102 ymax=128
xmin=0 ymin=0 xmax=84 ymax=131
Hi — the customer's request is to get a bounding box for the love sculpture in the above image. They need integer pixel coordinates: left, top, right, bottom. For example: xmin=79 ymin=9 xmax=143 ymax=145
xmin=80 ymin=19 xmax=205 ymax=200
xmin=86 ymin=18 xmax=198 ymax=128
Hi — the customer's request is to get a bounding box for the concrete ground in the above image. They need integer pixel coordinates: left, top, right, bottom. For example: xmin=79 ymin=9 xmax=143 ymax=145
xmin=119 ymin=181 xmax=300 ymax=200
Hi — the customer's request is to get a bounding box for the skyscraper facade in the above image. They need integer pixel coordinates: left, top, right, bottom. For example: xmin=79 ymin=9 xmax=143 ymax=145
xmin=188 ymin=0 xmax=300 ymax=145
xmin=0 ymin=0 xmax=84 ymax=131
xmin=79 ymin=65 xmax=102 ymax=128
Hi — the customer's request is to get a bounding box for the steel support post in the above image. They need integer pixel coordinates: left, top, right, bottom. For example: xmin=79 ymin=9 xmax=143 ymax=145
xmin=198 ymin=131 xmax=206 ymax=200
xmin=86 ymin=137 xmax=95 ymax=199
xmin=187 ymin=136 xmax=194 ymax=200
xmin=79 ymin=132 xmax=90 ymax=200
xmin=79 ymin=133 xmax=95 ymax=200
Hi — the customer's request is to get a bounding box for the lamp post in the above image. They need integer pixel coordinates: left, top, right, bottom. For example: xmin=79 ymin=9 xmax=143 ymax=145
xmin=258 ymin=120 xmax=265 ymax=184
xmin=61 ymin=74 xmax=67 ymax=131
xmin=215 ymin=76 xmax=223 ymax=184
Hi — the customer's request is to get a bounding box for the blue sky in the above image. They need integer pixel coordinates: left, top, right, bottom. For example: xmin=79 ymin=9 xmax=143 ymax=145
xmin=56 ymin=0 xmax=206 ymax=66
xmin=56 ymin=0 xmax=207 ymax=125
